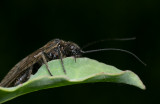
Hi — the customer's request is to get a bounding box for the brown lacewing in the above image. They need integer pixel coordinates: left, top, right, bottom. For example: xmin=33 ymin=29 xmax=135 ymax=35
xmin=0 ymin=38 xmax=146 ymax=87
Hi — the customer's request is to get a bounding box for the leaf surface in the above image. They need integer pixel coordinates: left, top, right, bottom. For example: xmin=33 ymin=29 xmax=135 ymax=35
xmin=0 ymin=57 xmax=145 ymax=103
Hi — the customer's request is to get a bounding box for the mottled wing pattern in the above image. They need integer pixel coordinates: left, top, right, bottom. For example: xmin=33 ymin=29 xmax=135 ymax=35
xmin=0 ymin=39 xmax=60 ymax=87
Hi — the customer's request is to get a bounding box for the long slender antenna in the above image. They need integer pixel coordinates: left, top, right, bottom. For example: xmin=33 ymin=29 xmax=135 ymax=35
xmin=82 ymin=37 xmax=136 ymax=49
xmin=81 ymin=48 xmax=146 ymax=66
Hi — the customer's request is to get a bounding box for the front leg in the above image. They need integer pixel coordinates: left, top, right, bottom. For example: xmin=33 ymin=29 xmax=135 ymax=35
xmin=58 ymin=45 xmax=67 ymax=74
xmin=34 ymin=52 xmax=53 ymax=76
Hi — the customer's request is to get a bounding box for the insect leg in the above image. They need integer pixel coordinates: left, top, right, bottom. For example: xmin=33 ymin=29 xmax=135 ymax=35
xmin=58 ymin=46 xmax=67 ymax=74
xmin=73 ymin=56 xmax=77 ymax=63
xmin=14 ymin=66 xmax=33 ymax=86
xmin=34 ymin=52 xmax=53 ymax=76
xmin=41 ymin=52 xmax=53 ymax=76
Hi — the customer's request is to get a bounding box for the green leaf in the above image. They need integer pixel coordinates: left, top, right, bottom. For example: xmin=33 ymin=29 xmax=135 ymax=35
xmin=0 ymin=57 xmax=145 ymax=103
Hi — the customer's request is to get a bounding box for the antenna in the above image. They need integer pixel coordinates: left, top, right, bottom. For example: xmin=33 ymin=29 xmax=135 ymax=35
xmin=81 ymin=48 xmax=146 ymax=66
xmin=82 ymin=37 xmax=136 ymax=49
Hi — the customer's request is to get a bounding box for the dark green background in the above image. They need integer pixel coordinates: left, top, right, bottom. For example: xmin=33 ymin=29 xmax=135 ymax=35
xmin=0 ymin=0 xmax=159 ymax=104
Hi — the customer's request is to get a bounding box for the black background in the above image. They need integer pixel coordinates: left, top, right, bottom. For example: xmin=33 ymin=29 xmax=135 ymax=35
xmin=0 ymin=0 xmax=159 ymax=104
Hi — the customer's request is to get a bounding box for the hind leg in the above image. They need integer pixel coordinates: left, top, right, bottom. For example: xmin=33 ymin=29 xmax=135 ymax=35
xmin=14 ymin=66 xmax=33 ymax=86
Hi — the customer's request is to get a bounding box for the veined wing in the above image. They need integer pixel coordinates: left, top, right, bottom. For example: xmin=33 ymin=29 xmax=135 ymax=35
xmin=0 ymin=51 xmax=41 ymax=87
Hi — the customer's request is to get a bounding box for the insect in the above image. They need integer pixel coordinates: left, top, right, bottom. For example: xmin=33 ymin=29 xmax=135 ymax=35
xmin=0 ymin=38 xmax=146 ymax=87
